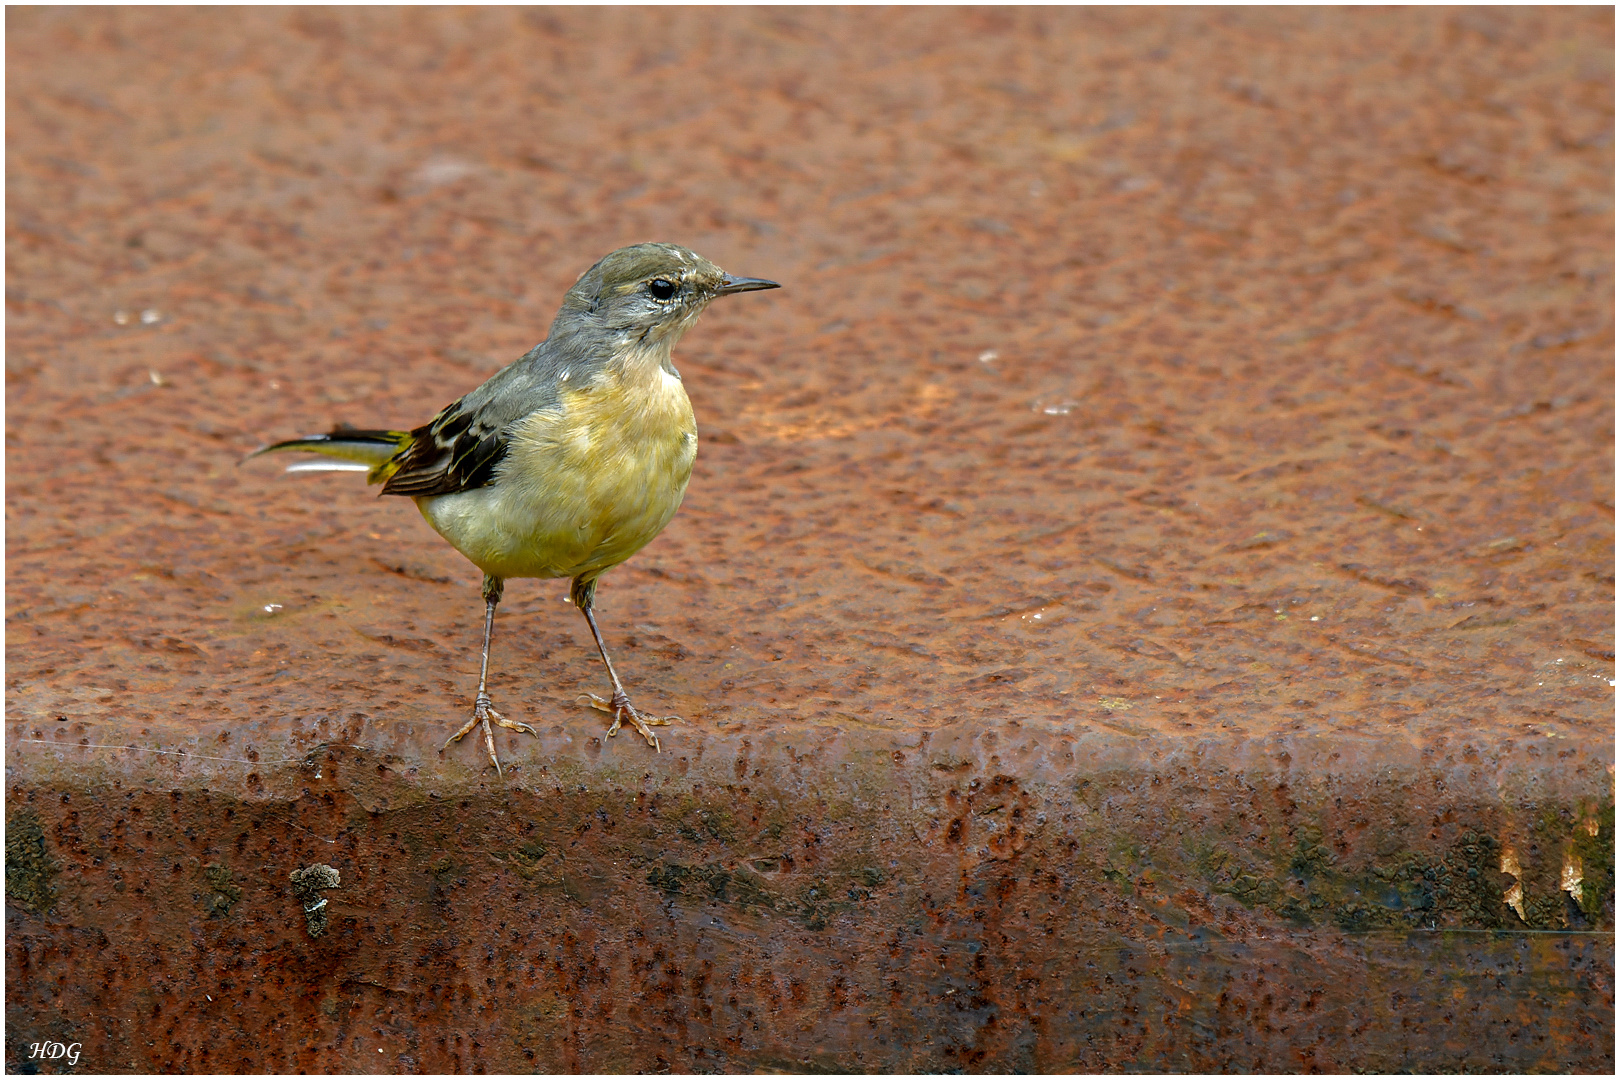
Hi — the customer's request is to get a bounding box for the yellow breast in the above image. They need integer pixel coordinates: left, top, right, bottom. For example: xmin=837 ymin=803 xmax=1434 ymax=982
xmin=416 ymin=359 xmax=697 ymax=582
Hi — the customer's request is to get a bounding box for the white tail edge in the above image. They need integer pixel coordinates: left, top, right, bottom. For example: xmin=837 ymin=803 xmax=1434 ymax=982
xmin=285 ymin=462 xmax=371 ymax=473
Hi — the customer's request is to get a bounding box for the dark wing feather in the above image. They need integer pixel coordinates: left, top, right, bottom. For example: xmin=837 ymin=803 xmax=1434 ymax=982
xmin=378 ymin=400 xmax=507 ymax=496
xmin=378 ymin=338 xmax=582 ymax=498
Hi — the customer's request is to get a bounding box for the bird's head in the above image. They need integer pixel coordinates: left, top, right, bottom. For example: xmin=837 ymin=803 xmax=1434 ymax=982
xmin=552 ymin=242 xmax=779 ymax=349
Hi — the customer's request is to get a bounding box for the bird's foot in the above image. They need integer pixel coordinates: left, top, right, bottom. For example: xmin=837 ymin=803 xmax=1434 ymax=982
xmin=443 ymin=692 xmax=537 ymax=777
xmin=578 ymin=690 xmax=677 ymax=752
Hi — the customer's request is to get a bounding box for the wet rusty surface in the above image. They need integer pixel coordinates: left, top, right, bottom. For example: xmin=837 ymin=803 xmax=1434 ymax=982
xmin=5 ymin=6 xmax=1614 ymax=1072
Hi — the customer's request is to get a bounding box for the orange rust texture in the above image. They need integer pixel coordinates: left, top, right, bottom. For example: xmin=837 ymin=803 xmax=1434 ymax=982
xmin=5 ymin=6 xmax=1614 ymax=1073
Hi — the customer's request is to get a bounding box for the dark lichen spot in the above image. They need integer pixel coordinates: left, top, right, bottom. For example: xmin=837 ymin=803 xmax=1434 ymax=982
xmin=289 ymin=863 xmax=340 ymax=937
xmin=798 ymin=881 xmax=832 ymax=931
xmin=202 ymin=864 xmax=242 ymax=919
xmin=1201 ymin=825 xmax=1528 ymax=931
xmin=647 ymin=862 xmax=692 ymax=896
xmin=675 ymin=806 xmax=736 ymax=844
xmin=513 ymin=838 xmax=548 ymax=867
xmin=703 ymin=867 xmax=733 ymax=901
xmin=5 ymin=809 xmax=58 ymax=914
xmin=1571 ymin=800 xmax=1614 ymax=926
xmin=647 ymin=862 xmax=775 ymax=911
xmin=1290 ymin=825 xmax=1332 ymax=877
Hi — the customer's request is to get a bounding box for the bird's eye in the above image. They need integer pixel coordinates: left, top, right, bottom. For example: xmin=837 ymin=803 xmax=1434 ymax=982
xmin=648 ymin=278 xmax=676 ymax=301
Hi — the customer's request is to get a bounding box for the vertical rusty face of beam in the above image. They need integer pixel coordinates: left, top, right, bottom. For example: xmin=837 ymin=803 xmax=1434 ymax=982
xmin=4 ymin=732 xmax=1614 ymax=1072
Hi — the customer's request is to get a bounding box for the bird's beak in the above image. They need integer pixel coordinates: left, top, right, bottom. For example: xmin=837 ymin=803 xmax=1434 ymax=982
xmin=716 ymin=275 xmax=781 ymax=295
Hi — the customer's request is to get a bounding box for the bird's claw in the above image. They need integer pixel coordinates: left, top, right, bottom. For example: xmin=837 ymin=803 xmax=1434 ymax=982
xmin=444 ymin=693 xmax=536 ymax=777
xmin=577 ymin=691 xmax=677 ymax=752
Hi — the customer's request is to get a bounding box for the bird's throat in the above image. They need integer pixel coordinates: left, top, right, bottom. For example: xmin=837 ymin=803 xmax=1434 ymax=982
xmin=610 ymin=331 xmax=686 ymax=389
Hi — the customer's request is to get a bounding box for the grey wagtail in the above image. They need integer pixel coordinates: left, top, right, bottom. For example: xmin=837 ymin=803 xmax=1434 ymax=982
xmin=250 ymin=243 xmax=779 ymax=775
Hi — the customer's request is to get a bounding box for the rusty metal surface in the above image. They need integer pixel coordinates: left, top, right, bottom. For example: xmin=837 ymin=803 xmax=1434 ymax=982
xmin=5 ymin=6 xmax=1613 ymax=1073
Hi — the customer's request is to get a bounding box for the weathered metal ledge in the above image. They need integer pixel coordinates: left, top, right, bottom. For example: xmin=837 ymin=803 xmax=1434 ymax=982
xmin=6 ymin=715 xmax=1612 ymax=1072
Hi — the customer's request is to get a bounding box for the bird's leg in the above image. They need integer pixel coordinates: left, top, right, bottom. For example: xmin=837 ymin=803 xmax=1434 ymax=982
xmin=571 ymin=577 xmax=677 ymax=751
xmin=443 ymin=574 xmax=536 ymax=776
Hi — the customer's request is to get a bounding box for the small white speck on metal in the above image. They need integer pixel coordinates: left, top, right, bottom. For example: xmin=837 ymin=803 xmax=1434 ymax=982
xmin=140 ymin=308 xmax=161 ymax=324
xmin=978 ymin=350 xmax=998 ymax=363
xmin=114 ymin=310 xmax=131 ymax=325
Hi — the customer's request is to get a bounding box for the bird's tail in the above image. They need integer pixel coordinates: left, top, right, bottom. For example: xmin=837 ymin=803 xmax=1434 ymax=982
xmin=246 ymin=428 xmax=414 ymax=485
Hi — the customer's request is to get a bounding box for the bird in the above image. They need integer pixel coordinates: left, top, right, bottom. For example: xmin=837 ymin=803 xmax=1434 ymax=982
xmin=249 ymin=243 xmax=779 ymax=775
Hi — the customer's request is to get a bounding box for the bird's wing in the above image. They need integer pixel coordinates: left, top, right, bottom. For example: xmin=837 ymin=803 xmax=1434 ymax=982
xmin=379 ymin=343 xmax=569 ymax=497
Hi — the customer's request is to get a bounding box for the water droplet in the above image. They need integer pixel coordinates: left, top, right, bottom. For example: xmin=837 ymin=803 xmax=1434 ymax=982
xmin=140 ymin=308 xmax=161 ymax=325
xmin=978 ymin=350 xmax=998 ymax=363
